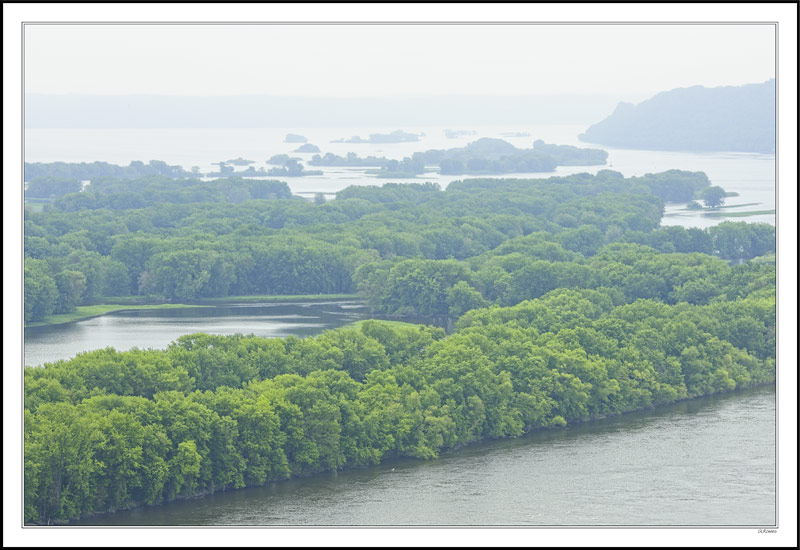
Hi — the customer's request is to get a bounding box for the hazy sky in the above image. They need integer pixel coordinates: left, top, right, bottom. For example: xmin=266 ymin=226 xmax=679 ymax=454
xmin=24 ymin=23 xmax=775 ymax=99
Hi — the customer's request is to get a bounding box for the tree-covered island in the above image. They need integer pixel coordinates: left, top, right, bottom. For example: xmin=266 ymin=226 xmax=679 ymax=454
xmin=309 ymin=138 xmax=608 ymax=177
xmin=23 ymin=167 xmax=775 ymax=524
xmin=266 ymin=155 xmax=323 ymax=177
xmin=284 ymin=133 xmax=308 ymax=143
xmin=293 ymin=143 xmax=321 ymax=153
xmin=333 ymin=130 xmax=421 ymax=144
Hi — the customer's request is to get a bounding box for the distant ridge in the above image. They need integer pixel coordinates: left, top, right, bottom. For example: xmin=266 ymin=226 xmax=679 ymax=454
xmin=579 ymin=80 xmax=775 ymax=153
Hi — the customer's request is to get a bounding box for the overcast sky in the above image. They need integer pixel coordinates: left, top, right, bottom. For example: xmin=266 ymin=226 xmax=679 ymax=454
xmin=24 ymin=23 xmax=775 ymax=99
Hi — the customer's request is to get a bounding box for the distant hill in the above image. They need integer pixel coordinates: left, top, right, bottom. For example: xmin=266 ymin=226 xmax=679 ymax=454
xmin=579 ymin=80 xmax=775 ymax=153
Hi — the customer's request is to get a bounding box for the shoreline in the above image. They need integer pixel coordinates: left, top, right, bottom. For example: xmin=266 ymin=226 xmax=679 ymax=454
xmin=24 ymin=294 xmax=362 ymax=329
xmin=45 ymin=382 xmax=775 ymax=526
xmin=23 ymin=303 xmax=213 ymax=329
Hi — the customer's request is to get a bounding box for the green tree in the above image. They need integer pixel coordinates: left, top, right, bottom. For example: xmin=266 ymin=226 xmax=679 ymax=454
xmin=53 ymin=270 xmax=87 ymax=313
xmin=24 ymin=260 xmax=58 ymax=322
xmin=701 ymin=186 xmax=726 ymax=208
xmin=446 ymin=281 xmax=489 ymax=317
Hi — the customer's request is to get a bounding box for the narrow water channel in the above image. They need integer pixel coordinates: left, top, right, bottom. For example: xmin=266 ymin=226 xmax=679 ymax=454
xmin=23 ymin=301 xmax=372 ymax=367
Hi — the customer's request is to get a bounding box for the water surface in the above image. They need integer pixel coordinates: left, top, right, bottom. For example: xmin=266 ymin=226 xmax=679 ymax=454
xmin=24 ymin=125 xmax=775 ymax=229
xmin=23 ymin=301 xmax=370 ymax=367
xmin=70 ymin=385 xmax=776 ymax=527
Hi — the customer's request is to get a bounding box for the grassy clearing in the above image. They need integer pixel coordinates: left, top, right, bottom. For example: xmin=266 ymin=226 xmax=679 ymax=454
xmin=25 ymin=303 xmax=211 ymax=328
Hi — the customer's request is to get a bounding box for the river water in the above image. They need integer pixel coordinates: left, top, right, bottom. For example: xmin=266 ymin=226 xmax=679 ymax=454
xmin=23 ymin=301 xmax=371 ymax=368
xmin=68 ymin=384 xmax=775 ymax=527
xmin=24 ymin=125 xmax=776 ymax=229
xmin=23 ymin=125 xmax=778 ymax=527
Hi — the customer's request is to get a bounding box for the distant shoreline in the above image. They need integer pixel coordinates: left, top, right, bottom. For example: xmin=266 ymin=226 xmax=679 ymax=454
xmin=24 ymin=294 xmax=361 ymax=328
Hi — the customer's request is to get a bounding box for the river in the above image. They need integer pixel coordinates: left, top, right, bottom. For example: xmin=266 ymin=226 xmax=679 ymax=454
xmin=23 ymin=125 xmax=777 ymax=527
xmin=68 ymin=384 xmax=775 ymax=527
xmin=23 ymin=301 xmax=371 ymax=368
xmin=24 ymin=125 xmax=775 ymax=229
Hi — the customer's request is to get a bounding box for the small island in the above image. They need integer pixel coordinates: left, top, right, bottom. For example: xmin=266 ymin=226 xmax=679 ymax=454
xmin=223 ymin=157 xmax=255 ymax=166
xmin=284 ymin=133 xmax=308 ymax=143
xmin=308 ymin=152 xmax=392 ymax=168
xmin=266 ymin=155 xmax=323 ymax=177
xmin=293 ymin=143 xmax=321 ymax=153
xmin=332 ymin=130 xmax=421 ymax=144
xmin=206 ymin=165 xmax=270 ymax=177
xmin=444 ymin=129 xmax=477 ymax=139
xmin=308 ymin=138 xmax=607 ymax=178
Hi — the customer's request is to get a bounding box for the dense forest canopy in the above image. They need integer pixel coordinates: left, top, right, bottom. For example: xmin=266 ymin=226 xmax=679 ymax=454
xmin=579 ymin=80 xmax=775 ymax=153
xmin=23 ymin=164 xmax=776 ymax=524
xmin=24 ymin=160 xmax=192 ymax=182
xmin=24 ymin=169 xmax=774 ymax=321
xmin=25 ymin=285 xmax=775 ymax=523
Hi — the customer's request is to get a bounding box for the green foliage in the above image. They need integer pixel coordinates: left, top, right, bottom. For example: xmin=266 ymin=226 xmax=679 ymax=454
xmin=24 ymin=282 xmax=774 ymax=523
xmin=53 ymin=270 xmax=87 ymax=313
xmin=24 ymin=268 xmax=774 ymax=522
xmin=25 ymin=177 xmax=83 ymax=199
xmin=25 ymin=160 xmax=192 ymax=182
xmin=702 ymin=186 xmax=727 ymax=208
xmin=709 ymin=222 xmax=775 ymax=260
xmin=23 ymin=164 xmax=776 ymax=523
xmin=25 ymin=260 xmax=58 ymax=322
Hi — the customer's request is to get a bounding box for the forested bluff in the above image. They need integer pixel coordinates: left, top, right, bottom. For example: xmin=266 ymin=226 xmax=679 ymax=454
xmin=23 ymin=167 xmax=775 ymax=524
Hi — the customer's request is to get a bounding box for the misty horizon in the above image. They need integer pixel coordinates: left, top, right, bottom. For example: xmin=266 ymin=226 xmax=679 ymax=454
xmin=24 ymin=92 xmax=629 ymax=128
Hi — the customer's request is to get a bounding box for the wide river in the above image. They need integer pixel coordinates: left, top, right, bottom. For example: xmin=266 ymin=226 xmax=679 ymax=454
xmin=23 ymin=125 xmax=778 ymax=527
xmin=24 ymin=303 xmax=777 ymax=527
xmin=69 ymin=384 xmax=775 ymax=527
xmin=24 ymin=125 xmax=776 ymax=229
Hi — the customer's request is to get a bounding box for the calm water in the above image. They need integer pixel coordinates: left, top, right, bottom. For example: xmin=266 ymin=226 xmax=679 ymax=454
xmin=24 ymin=125 xmax=775 ymax=228
xmin=69 ymin=384 xmax=775 ymax=527
xmin=24 ymin=127 xmax=777 ymax=526
xmin=23 ymin=302 xmax=370 ymax=368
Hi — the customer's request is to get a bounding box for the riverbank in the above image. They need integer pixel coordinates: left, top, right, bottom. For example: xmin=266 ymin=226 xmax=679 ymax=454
xmin=189 ymin=293 xmax=360 ymax=304
xmin=24 ymin=303 xmax=212 ymax=329
xmin=26 ymin=294 xmax=362 ymax=328
xmin=53 ymin=382 xmax=775 ymax=526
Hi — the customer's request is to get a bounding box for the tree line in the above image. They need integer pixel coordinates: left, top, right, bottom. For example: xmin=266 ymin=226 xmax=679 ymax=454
xmin=25 ymin=283 xmax=774 ymax=523
xmin=23 ymin=171 xmax=774 ymax=322
xmin=24 ymin=164 xmax=776 ymax=523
